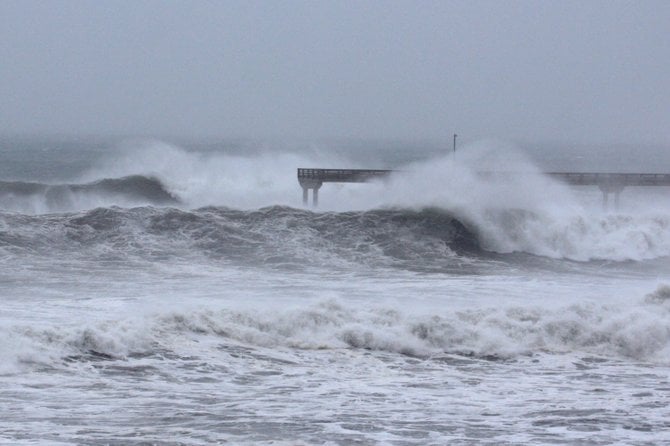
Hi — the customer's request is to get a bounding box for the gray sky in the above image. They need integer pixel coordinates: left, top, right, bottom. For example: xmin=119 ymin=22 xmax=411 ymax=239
xmin=1 ymin=0 xmax=668 ymax=144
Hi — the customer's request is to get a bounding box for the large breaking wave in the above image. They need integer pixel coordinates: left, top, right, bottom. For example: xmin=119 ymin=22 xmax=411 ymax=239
xmin=1 ymin=204 xmax=668 ymax=266
xmin=0 ymin=206 xmax=478 ymax=271
xmin=1 ymin=140 xmax=669 ymax=262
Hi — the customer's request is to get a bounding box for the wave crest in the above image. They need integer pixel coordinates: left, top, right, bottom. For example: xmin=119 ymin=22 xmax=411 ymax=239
xmin=0 ymin=175 xmax=178 ymax=213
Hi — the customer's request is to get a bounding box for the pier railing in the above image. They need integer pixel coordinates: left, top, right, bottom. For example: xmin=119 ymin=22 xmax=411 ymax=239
xmin=544 ymin=172 xmax=670 ymax=187
xmin=298 ymin=168 xmax=393 ymax=184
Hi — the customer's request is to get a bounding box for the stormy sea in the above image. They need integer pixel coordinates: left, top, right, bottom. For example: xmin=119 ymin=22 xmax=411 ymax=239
xmin=1 ymin=137 xmax=669 ymax=445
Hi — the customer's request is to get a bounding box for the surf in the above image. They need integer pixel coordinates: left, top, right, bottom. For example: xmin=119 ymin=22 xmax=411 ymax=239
xmin=3 ymin=284 xmax=669 ymax=375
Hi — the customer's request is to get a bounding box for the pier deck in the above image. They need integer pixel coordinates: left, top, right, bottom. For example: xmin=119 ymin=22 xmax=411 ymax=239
xmin=297 ymin=168 xmax=670 ymax=207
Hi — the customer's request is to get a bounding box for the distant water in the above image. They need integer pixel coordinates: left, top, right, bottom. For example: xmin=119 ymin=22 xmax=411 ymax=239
xmin=1 ymin=137 xmax=669 ymax=445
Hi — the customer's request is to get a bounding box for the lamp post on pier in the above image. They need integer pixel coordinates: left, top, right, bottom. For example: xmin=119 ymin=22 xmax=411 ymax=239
xmin=453 ymin=133 xmax=457 ymax=160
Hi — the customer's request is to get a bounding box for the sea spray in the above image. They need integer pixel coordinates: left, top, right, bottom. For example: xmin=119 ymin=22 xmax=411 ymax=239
xmin=378 ymin=142 xmax=670 ymax=260
xmin=80 ymin=139 xmax=357 ymax=210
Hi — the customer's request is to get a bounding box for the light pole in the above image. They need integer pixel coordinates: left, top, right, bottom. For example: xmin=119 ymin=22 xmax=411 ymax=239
xmin=453 ymin=133 xmax=457 ymax=159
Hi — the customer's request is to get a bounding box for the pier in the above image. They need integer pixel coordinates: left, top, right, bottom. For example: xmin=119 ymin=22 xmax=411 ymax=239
xmin=297 ymin=168 xmax=392 ymax=207
xmin=297 ymin=168 xmax=670 ymax=208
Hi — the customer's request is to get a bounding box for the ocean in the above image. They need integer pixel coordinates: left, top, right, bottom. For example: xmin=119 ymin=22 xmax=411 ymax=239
xmin=0 ymin=137 xmax=669 ymax=445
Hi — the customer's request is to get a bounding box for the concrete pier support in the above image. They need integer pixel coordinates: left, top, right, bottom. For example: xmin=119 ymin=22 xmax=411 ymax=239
xmin=599 ymin=182 xmax=625 ymax=211
xmin=298 ymin=179 xmax=323 ymax=207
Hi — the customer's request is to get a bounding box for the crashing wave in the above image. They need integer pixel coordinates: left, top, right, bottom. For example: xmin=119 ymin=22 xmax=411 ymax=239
xmin=0 ymin=206 xmax=479 ymax=272
xmin=1 ymin=205 xmax=669 ymax=266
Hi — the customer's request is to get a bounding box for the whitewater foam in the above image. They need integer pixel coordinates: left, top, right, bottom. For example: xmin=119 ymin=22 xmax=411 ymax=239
xmin=4 ymin=284 xmax=669 ymax=373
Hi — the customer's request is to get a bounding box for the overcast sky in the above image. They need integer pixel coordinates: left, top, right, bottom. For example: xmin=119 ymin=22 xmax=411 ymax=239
xmin=1 ymin=0 xmax=668 ymax=144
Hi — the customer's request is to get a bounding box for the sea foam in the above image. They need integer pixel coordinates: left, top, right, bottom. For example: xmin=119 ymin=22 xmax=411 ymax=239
xmin=4 ymin=285 xmax=669 ymax=372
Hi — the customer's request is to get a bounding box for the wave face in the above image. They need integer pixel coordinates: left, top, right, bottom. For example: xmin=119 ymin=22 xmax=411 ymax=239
xmin=2 ymin=203 xmax=669 ymax=267
xmin=0 ymin=206 xmax=480 ymax=272
xmin=0 ymin=175 xmax=178 ymax=213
